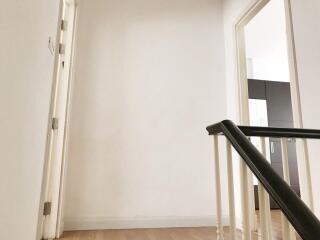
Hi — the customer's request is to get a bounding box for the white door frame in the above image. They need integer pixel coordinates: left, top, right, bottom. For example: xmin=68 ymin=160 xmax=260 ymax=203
xmin=37 ymin=0 xmax=79 ymax=239
xmin=56 ymin=1 xmax=79 ymax=237
xmin=234 ymin=1 xmax=271 ymax=232
xmin=235 ymin=0 xmax=270 ymax=126
xmin=234 ymin=0 xmax=314 ymax=215
xmin=282 ymin=0 xmax=313 ymax=210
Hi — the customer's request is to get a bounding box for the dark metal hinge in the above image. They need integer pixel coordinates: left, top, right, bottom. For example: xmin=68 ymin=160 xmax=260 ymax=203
xmin=52 ymin=118 xmax=59 ymax=130
xmin=59 ymin=43 xmax=65 ymax=54
xmin=43 ymin=202 xmax=52 ymax=216
xmin=61 ymin=20 xmax=68 ymax=31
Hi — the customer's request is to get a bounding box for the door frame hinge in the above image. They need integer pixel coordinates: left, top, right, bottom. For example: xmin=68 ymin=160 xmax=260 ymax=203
xmin=52 ymin=117 xmax=59 ymax=130
xmin=43 ymin=201 xmax=52 ymax=216
xmin=59 ymin=43 xmax=65 ymax=54
xmin=61 ymin=20 xmax=68 ymax=31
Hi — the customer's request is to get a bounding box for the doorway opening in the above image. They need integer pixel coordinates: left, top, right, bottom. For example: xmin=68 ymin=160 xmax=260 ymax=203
xmin=244 ymin=0 xmax=300 ymax=209
xmin=235 ymin=0 xmax=315 ymax=216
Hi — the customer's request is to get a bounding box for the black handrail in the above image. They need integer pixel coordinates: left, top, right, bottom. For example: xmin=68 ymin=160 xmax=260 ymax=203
xmin=206 ymin=120 xmax=320 ymax=240
xmin=238 ymin=125 xmax=320 ymax=139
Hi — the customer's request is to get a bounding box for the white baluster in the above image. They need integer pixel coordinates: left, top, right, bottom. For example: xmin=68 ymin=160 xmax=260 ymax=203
xmin=260 ymin=137 xmax=272 ymax=240
xmin=226 ymin=141 xmax=236 ymax=239
xmin=295 ymin=138 xmax=314 ymax=212
xmin=302 ymin=139 xmax=314 ymax=211
xmin=213 ymin=135 xmax=224 ymax=240
xmin=240 ymin=160 xmax=251 ymax=240
xmin=258 ymin=183 xmax=268 ymax=240
xmin=248 ymin=171 xmax=258 ymax=232
xmin=280 ymin=138 xmax=296 ymax=240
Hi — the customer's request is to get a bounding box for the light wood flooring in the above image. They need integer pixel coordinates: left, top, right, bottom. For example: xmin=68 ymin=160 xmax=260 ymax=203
xmin=59 ymin=211 xmax=301 ymax=240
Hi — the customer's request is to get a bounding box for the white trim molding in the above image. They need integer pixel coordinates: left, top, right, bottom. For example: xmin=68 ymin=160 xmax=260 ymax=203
xmin=64 ymin=216 xmax=231 ymax=231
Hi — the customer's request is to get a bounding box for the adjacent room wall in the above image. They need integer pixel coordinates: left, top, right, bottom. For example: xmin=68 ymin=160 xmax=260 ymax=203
xmin=64 ymin=0 xmax=228 ymax=230
xmin=0 ymin=0 xmax=60 ymax=239
xmin=244 ymin=0 xmax=290 ymax=82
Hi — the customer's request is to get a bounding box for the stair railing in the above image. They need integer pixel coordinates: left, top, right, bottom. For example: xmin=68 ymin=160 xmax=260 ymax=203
xmin=206 ymin=120 xmax=320 ymax=240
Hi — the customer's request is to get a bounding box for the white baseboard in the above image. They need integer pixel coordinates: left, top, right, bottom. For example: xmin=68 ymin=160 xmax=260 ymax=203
xmin=64 ymin=215 xmax=231 ymax=231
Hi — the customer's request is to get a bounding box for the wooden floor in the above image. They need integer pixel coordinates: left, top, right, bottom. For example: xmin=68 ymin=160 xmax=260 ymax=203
xmin=60 ymin=211 xmax=301 ymax=240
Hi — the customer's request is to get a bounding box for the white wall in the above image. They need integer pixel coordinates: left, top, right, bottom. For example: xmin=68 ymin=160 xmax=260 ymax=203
xmin=64 ymin=0 xmax=228 ymax=230
xmin=244 ymin=0 xmax=290 ymax=82
xmin=0 ymin=1 xmax=60 ymax=239
xmin=289 ymin=0 xmax=320 ymax=216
